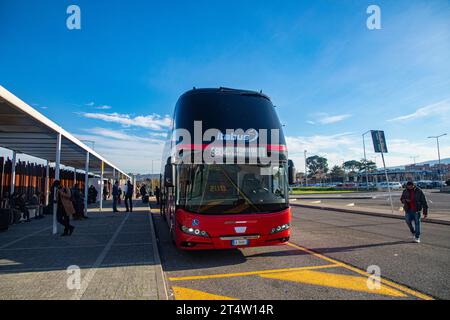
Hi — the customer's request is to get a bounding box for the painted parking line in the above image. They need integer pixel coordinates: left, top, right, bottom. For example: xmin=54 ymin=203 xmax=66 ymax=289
xmin=168 ymin=243 xmax=434 ymax=300
xmin=260 ymin=270 xmax=406 ymax=297
xmin=173 ymin=286 xmax=237 ymax=300
xmin=169 ymin=264 xmax=338 ymax=282
xmin=286 ymin=242 xmax=434 ymax=300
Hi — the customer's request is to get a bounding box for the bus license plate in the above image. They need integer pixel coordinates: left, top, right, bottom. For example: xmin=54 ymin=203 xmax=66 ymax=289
xmin=232 ymin=239 xmax=249 ymax=246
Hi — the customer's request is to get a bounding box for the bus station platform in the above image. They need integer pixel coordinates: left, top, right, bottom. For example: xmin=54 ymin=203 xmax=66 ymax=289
xmin=0 ymin=200 xmax=167 ymax=300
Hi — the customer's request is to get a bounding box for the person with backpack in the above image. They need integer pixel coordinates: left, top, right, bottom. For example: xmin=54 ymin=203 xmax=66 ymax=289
xmin=400 ymin=181 xmax=429 ymax=243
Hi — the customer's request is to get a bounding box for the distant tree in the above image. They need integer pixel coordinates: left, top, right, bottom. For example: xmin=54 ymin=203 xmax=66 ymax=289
xmin=330 ymin=165 xmax=345 ymax=181
xmin=307 ymin=156 xmax=329 ymax=183
xmin=343 ymin=160 xmax=361 ymax=172
xmin=359 ymin=159 xmax=377 ymax=172
xmin=343 ymin=160 xmax=361 ymax=182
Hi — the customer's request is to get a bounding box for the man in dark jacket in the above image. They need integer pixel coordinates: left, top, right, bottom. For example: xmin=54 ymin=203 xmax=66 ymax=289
xmin=125 ymin=180 xmax=133 ymax=212
xmin=112 ymin=181 xmax=120 ymax=213
xmin=400 ymin=181 xmax=428 ymax=243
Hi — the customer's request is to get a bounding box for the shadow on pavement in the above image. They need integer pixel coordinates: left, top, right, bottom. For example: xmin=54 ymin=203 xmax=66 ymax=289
xmin=0 ymin=200 xmax=156 ymax=276
xmin=152 ymin=207 xmax=247 ymax=272
xmin=245 ymin=240 xmax=409 ymax=259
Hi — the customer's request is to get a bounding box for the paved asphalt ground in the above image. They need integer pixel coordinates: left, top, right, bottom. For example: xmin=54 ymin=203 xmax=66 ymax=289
xmin=0 ymin=202 xmax=166 ymax=300
xmin=1 ymin=199 xmax=448 ymax=300
xmin=154 ymin=204 xmax=450 ymax=300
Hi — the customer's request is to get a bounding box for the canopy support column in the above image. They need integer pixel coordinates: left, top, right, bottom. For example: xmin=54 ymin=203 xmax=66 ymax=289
xmin=99 ymin=161 xmax=104 ymax=212
xmin=10 ymin=151 xmax=16 ymax=194
xmin=52 ymin=133 xmax=61 ymax=235
xmin=84 ymin=152 xmax=89 ymax=217
xmin=45 ymin=160 xmax=50 ymax=206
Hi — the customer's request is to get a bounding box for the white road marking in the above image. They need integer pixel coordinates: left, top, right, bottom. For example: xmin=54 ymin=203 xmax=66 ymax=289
xmin=0 ymin=226 xmax=52 ymax=249
xmin=71 ymin=212 xmax=130 ymax=300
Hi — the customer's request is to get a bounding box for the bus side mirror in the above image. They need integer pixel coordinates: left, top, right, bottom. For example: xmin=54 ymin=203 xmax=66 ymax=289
xmin=164 ymin=164 xmax=174 ymax=187
xmin=288 ymin=159 xmax=295 ymax=185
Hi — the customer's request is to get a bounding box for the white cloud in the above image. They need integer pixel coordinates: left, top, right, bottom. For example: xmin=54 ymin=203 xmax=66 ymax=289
xmin=94 ymin=105 xmax=112 ymax=110
xmin=84 ymin=127 xmax=163 ymax=143
xmin=79 ymin=112 xmax=172 ymax=131
xmin=309 ymin=113 xmax=352 ymax=125
xmin=286 ymin=133 xmax=450 ymax=172
xmin=387 ymin=99 xmax=450 ymax=122
xmin=85 ymin=102 xmax=95 ymax=107
xmin=75 ymin=129 xmax=165 ymax=173
xmin=150 ymin=132 xmax=168 ymax=138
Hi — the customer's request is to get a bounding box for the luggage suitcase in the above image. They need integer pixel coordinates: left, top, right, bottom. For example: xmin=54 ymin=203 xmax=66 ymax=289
xmin=0 ymin=208 xmax=10 ymax=231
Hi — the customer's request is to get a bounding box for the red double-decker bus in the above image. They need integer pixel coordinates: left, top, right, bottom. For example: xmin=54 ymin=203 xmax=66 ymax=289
xmin=160 ymin=88 xmax=294 ymax=250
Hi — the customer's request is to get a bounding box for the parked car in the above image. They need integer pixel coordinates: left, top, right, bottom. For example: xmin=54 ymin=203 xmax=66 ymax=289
xmin=416 ymin=180 xmax=433 ymax=189
xmin=377 ymin=182 xmax=403 ymax=190
xmin=430 ymin=181 xmax=445 ymax=189
xmin=358 ymin=182 xmax=376 ymax=188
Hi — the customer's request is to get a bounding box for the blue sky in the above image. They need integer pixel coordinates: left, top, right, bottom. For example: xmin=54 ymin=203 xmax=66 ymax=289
xmin=0 ymin=0 xmax=449 ymax=173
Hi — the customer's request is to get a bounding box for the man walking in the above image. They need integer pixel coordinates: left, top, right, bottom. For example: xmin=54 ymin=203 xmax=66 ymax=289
xmin=124 ymin=180 xmax=133 ymax=212
xmin=112 ymin=181 xmax=120 ymax=213
xmin=400 ymin=181 xmax=428 ymax=243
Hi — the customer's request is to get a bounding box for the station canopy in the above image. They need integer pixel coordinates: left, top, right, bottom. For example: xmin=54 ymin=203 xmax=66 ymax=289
xmin=0 ymin=85 xmax=128 ymax=179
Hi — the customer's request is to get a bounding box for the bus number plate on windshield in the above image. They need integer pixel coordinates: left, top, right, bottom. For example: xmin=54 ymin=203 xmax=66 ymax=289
xmin=232 ymin=239 xmax=249 ymax=246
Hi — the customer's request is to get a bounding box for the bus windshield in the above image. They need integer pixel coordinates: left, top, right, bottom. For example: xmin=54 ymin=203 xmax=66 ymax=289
xmin=177 ymin=164 xmax=289 ymax=214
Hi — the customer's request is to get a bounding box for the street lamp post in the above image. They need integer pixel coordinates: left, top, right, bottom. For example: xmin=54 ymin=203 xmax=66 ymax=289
xmin=362 ymin=131 xmax=371 ymax=190
xmin=304 ymin=150 xmax=308 ymax=187
xmin=428 ymin=134 xmax=447 ymax=190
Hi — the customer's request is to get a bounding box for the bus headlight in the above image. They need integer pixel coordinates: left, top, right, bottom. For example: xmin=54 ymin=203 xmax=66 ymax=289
xmin=181 ymin=225 xmax=210 ymax=238
xmin=270 ymin=223 xmax=290 ymax=234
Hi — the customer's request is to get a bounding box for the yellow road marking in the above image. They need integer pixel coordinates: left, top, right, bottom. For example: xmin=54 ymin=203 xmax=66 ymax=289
xmin=169 ymin=264 xmax=338 ymax=281
xmin=260 ymin=270 xmax=407 ymax=297
xmin=287 ymin=242 xmax=434 ymax=300
xmin=172 ymin=286 xmax=237 ymax=300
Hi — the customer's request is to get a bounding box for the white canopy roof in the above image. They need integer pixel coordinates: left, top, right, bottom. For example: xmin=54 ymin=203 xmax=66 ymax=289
xmin=0 ymin=85 xmax=129 ymax=179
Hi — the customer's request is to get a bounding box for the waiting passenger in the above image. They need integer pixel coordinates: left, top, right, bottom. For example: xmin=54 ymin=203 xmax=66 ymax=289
xmin=55 ymin=181 xmax=75 ymax=236
xmin=124 ymin=180 xmax=133 ymax=212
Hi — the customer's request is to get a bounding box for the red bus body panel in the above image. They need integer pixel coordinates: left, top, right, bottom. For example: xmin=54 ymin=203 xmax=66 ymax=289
xmin=173 ymin=207 xmax=291 ymax=250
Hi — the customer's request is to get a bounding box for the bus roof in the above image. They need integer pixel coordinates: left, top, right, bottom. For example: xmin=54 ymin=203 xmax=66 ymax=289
xmin=180 ymin=87 xmax=272 ymax=102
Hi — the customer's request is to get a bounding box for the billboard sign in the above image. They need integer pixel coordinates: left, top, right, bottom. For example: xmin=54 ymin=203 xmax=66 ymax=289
xmin=371 ymin=130 xmax=388 ymax=153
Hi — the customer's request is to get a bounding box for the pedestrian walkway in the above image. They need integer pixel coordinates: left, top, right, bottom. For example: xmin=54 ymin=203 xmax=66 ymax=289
xmin=291 ymin=200 xmax=450 ymax=225
xmin=0 ymin=200 xmax=167 ymax=300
